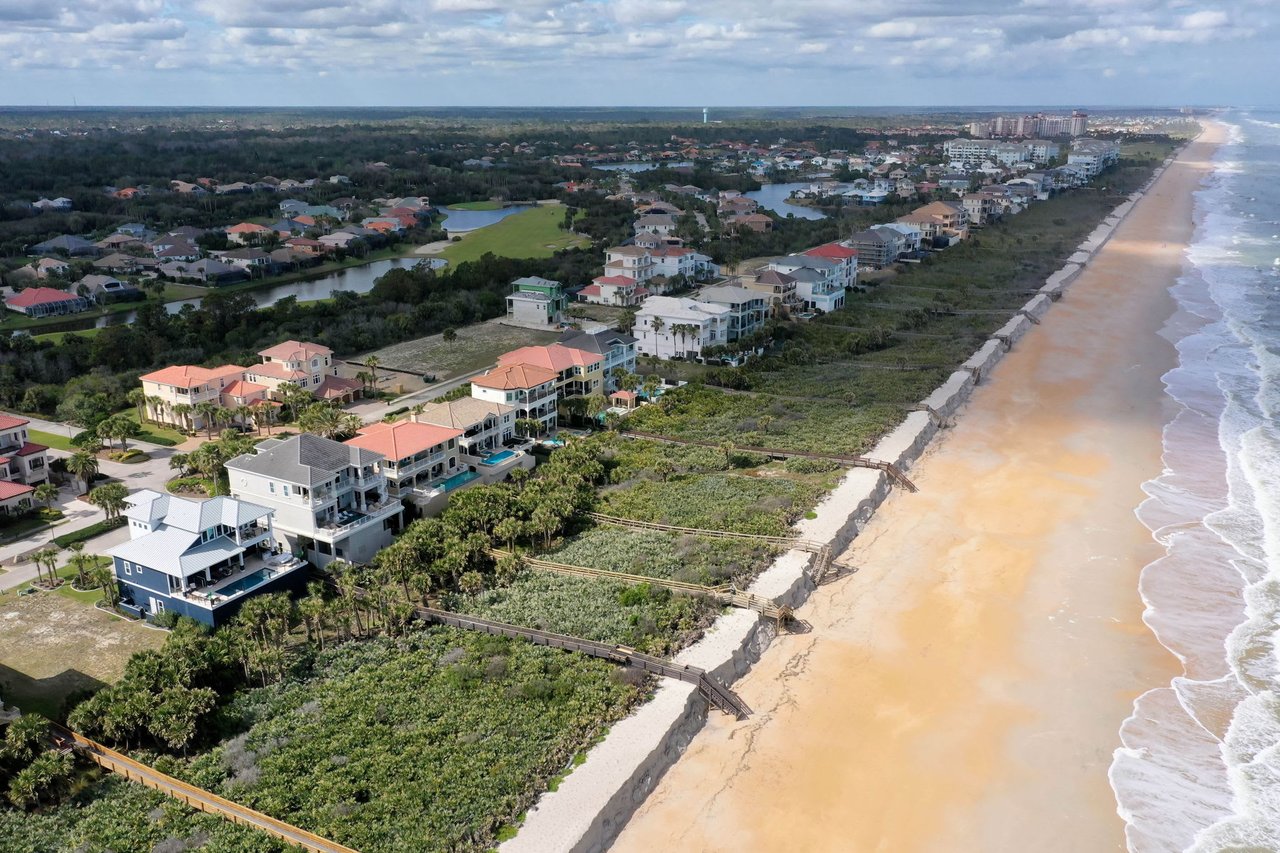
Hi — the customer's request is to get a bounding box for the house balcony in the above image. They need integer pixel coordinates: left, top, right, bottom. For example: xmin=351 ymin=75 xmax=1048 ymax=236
xmin=383 ymin=451 xmax=449 ymax=480
xmin=159 ymin=551 xmax=308 ymax=610
xmin=313 ymin=496 xmax=400 ymax=540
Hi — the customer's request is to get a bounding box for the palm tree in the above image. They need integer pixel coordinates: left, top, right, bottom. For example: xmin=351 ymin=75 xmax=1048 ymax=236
xmin=147 ymin=395 xmax=168 ymax=426
xmin=213 ymin=406 xmax=235 ymax=435
xmin=256 ymin=402 xmax=279 ymax=435
xmin=171 ymin=403 xmax=194 ymax=433
xmin=66 ymin=543 xmax=89 ymax=588
xmin=90 ymin=561 xmax=119 ymax=607
xmin=194 ymin=402 xmax=220 ymax=438
xmin=363 ymin=356 xmax=381 ymax=390
xmin=642 ymin=373 xmax=661 ymax=400
xmin=34 ymin=548 xmax=60 ymax=588
xmin=355 ymin=370 xmax=373 ymax=392
xmin=88 ymin=483 xmax=129 ymax=521
xmin=585 ymin=393 xmax=608 ymax=423
xmin=66 ymin=450 xmax=99 ymax=494
xmin=33 ymin=482 xmax=58 ymax=509
xmin=126 ymin=388 xmax=146 ymax=423
xmin=169 ymin=452 xmax=190 ymax=477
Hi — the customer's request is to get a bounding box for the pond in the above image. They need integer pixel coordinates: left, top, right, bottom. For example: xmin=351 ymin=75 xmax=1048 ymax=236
xmin=744 ymin=183 xmax=829 ymax=221
xmin=439 ymin=204 xmax=531 ymax=233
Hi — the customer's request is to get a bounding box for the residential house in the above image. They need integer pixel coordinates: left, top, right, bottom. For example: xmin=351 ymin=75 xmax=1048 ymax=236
xmin=650 ymin=246 xmax=717 ymax=282
xmin=415 ymin=397 xmax=516 ymax=456
xmin=0 ymin=414 xmax=49 ymax=487
xmin=962 ymin=193 xmax=997 ymax=226
xmin=226 ymin=434 xmax=401 ymax=567
xmin=634 ymin=214 xmax=676 ymax=236
xmin=579 ymin=275 xmax=647 ymax=307
xmin=216 ymin=247 xmax=274 ymax=273
xmin=226 ymin=223 xmax=274 ymax=245
xmin=769 ymin=252 xmax=852 ymax=312
xmin=244 ymin=341 xmax=363 ymax=403
xmin=140 ymin=364 xmax=252 ymax=431
xmin=345 ymin=420 xmax=468 ymax=507
xmin=29 ymin=235 xmax=99 ymax=257
xmin=470 ymin=364 xmax=560 ymax=434
xmin=634 ymin=296 xmax=731 ymax=361
xmin=727 ymin=212 xmax=773 ymax=233
xmin=742 ymin=269 xmax=800 ymax=307
xmin=79 ymin=274 xmax=142 ymax=303
xmin=557 ymin=328 xmax=638 ymax=391
xmin=897 ymin=201 xmax=969 ymax=245
xmin=4 ymin=287 xmax=91 ymax=318
xmin=158 ymin=259 xmax=246 ymax=285
xmin=632 ymin=231 xmax=684 ymax=250
xmin=498 ymin=343 xmax=606 ymax=401
xmin=31 ymin=197 xmax=72 ymax=211
xmin=94 ymin=253 xmax=156 ymax=274
xmin=505 ymin=276 xmax=568 ymax=326
xmin=108 ymin=490 xmax=306 ymax=626
xmin=695 ymin=286 xmax=768 ymax=342
xmin=603 ymin=246 xmax=656 ymax=285
xmin=35 ymin=258 xmax=70 ymax=279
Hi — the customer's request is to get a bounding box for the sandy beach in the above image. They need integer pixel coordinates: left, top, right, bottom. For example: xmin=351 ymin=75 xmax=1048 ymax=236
xmin=612 ymin=124 xmax=1224 ymax=853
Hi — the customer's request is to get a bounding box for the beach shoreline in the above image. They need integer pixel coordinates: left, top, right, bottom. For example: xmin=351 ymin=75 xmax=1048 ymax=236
xmin=609 ymin=125 xmax=1223 ymax=853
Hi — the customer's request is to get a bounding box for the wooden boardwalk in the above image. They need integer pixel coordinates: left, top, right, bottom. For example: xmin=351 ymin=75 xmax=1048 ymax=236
xmin=619 ymin=430 xmax=918 ymax=492
xmin=52 ymin=725 xmax=358 ymax=853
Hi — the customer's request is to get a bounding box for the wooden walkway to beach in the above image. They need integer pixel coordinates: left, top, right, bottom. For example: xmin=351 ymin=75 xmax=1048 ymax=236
xmin=619 ymin=430 xmax=918 ymax=492
xmin=52 ymin=725 xmax=357 ymax=853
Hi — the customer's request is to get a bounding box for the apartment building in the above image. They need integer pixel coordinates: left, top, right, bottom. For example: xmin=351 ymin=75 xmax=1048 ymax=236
xmin=226 ymin=433 xmax=401 ymax=567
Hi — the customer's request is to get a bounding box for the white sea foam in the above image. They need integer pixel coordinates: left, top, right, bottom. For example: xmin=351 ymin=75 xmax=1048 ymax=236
xmin=1110 ymin=116 xmax=1280 ymax=852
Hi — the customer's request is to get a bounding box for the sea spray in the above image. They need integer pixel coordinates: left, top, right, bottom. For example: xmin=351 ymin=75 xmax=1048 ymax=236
xmin=1110 ymin=115 xmax=1280 ymax=852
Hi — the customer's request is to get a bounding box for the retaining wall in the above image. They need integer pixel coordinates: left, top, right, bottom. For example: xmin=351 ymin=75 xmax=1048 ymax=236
xmin=994 ymin=314 xmax=1032 ymax=348
xmin=961 ymin=339 xmax=1006 ymax=383
xmin=1021 ymin=294 xmax=1053 ymax=321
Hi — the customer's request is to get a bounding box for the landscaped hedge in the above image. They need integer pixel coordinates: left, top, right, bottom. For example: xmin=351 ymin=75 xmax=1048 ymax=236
xmin=137 ymin=434 xmax=179 ymax=447
xmin=53 ymin=516 xmax=126 ymax=548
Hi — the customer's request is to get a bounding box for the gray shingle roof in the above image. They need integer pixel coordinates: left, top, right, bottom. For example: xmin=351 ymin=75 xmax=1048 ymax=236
xmin=226 ymin=433 xmax=383 ymax=487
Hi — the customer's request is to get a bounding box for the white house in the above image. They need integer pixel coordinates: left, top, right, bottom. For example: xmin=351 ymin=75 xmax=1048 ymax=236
xmin=634 ymin=296 xmax=731 ymax=361
xmin=226 ymin=434 xmax=402 ymax=568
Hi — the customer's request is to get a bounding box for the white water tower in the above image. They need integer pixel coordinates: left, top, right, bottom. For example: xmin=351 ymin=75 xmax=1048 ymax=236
xmin=703 ymin=107 xmax=708 ymax=124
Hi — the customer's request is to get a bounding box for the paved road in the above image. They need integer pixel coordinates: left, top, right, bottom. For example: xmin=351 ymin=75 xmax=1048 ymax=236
xmin=0 ymin=414 xmax=179 ymax=591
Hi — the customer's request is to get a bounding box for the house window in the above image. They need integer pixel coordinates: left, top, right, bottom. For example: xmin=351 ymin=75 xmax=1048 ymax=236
xmin=269 ymin=482 xmax=276 ymax=494
xmin=122 ymin=561 xmax=132 ymax=575
xmin=154 ymin=600 xmax=165 ymax=614
xmin=283 ymin=485 xmax=290 ymax=497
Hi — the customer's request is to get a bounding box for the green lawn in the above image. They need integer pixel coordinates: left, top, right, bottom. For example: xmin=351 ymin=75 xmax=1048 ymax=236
xmin=54 ymin=557 xmax=112 ymax=606
xmin=449 ymin=200 xmax=504 ymax=210
xmin=117 ymin=409 xmax=186 ymax=445
xmin=440 ymin=205 xmax=589 ymax=266
xmin=29 ymin=428 xmax=76 ymax=451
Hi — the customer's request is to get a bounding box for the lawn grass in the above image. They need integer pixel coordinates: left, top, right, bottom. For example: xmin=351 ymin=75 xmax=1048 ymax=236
xmin=357 ymin=318 xmax=562 ymax=379
xmin=53 ymin=557 xmax=112 ymax=606
xmin=0 ymin=513 xmax=62 ymax=545
xmin=440 ymin=205 xmax=589 ymax=266
xmin=0 ymin=589 xmax=164 ymax=717
xmin=449 ymin=200 xmax=505 ymax=210
xmin=117 ymin=408 xmax=185 ymax=445
xmin=29 ymin=428 xmax=76 ymax=451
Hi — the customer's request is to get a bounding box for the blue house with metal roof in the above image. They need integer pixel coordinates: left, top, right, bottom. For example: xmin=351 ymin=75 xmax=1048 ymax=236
xmin=108 ymin=490 xmax=309 ymax=627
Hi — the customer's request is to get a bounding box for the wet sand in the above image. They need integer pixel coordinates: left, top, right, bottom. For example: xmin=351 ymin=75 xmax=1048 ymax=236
xmin=612 ymin=125 xmax=1223 ymax=853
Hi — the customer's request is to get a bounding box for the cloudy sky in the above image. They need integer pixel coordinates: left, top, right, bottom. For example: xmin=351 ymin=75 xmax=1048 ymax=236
xmin=0 ymin=0 xmax=1272 ymax=107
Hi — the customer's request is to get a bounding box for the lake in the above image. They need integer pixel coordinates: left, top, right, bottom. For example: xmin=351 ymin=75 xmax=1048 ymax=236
xmin=592 ymin=161 xmax=693 ymax=173
xmin=744 ymin=183 xmax=828 ymax=220
xmin=96 ymin=256 xmax=437 ymax=327
xmin=439 ymin=204 xmax=531 ymax=232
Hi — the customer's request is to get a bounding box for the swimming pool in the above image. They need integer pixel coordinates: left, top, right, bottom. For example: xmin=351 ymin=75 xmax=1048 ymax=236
xmin=440 ymin=470 xmax=480 ymax=491
xmin=481 ymin=450 xmax=518 ymax=466
xmin=217 ymin=568 xmax=274 ymax=596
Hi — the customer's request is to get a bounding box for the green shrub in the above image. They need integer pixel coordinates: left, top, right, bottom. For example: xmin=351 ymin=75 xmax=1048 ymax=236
xmin=53 ymin=517 xmax=126 ymax=548
xmin=784 ymin=456 xmax=841 ymax=474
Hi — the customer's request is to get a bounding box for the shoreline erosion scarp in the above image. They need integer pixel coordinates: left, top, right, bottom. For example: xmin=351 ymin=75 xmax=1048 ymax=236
xmin=602 ymin=125 xmax=1221 ymax=853
xmin=504 ymin=129 xmax=1217 ymax=853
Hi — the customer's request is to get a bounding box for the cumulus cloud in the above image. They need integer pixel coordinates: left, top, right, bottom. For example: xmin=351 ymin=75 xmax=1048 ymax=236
xmin=0 ymin=0 xmax=1268 ymax=102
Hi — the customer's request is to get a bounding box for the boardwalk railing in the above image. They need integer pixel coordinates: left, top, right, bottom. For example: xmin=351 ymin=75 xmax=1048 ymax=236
xmin=620 ymin=430 xmax=918 ymax=492
xmin=51 ymin=725 xmax=359 ymax=853
xmin=408 ymin=605 xmax=751 ymax=719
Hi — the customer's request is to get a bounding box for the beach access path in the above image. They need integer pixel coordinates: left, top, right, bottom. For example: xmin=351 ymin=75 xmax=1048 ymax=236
xmin=611 ymin=125 xmax=1224 ymax=853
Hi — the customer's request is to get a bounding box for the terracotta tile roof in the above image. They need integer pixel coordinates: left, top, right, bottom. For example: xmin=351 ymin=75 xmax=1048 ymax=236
xmin=141 ymin=364 xmax=245 ymax=389
xmin=15 ymin=441 xmax=47 ymax=457
xmin=346 ymin=420 xmax=462 ymax=461
xmin=472 ymin=363 xmax=558 ymax=391
xmin=315 ymin=375 xmax=363 ymax=399
xmin=804 ymin=243 xmax=859 ymax=260
xmin=593 ymin=275 xmax=637 ymax=287
xmin=0 ymin=414 xmax=29 ymax=431
xmin=0 ymin=480 xmax=34 ymax=500
xmin=257 ymin=340 xmax=332 ymax=362
xmin=220 ymin=380 xmax=268 ymax=398
xmin=5 ymin=287 xmax=81 ymax=308
xmin=497 ymin=344 xmax=604 ymax=373
xmin=246 ymin=362 xmax=309 ymax=381
xmin=227 ymin=222 xmax=272 ymax=233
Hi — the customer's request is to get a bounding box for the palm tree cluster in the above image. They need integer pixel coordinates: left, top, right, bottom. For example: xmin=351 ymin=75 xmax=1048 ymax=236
xmin=297 ymin=402 xmax=363 ymax=441
xmin=94 ymin=414 xmax=142 ymax=452
xmin=168 ymin=430 xmax=255 ymax=495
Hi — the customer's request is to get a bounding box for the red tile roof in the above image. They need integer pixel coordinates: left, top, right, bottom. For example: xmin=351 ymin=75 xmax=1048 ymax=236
xmin=593 ymin=275 xmax=637 ymax=287
xmin=346 ymin=420 xmax=463 ymax=461
xmin=0 ymin=414 xmax=29 ymax=431
xmin=0 ymin=480 xmax=34 ymax=500
xmin=258 ymin=340 xmax=332 ymax=362
xmin=472 ymin=363 xmax=558 ymax=391
xmin=15 ymin=442 xmax=46 ymax=457
xmin=220 ymin=380 xmax=268 ymax=399
xmin=141 ymin=364 xmax=244 ymax=389
xmin=498 ymin=344 xmax=604 ymax=373
xmin=805 ymin=243 xmax=859 ymax=260
xmin=5 ymin=287 xmax=81 ymax=309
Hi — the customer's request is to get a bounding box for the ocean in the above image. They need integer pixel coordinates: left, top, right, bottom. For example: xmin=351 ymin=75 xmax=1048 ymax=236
xmin=1110 ymin=111 xmax=1280 ymax=851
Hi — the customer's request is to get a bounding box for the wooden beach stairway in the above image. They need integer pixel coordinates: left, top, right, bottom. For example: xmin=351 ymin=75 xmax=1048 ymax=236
xmin=51 ymin=725 xmax=358 ymax=853
xmin=619 ymin=430 xmax=918 ymax=492
xmin=314 ymin=574 xmax=753 ymax=719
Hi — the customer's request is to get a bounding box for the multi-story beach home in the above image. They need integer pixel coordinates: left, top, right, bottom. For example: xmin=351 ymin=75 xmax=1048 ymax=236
xmin=634 ymin=295 xmax=731 ymax=361
xmin=108 ymin=490 xmax=308 ymax=626
xmin=695 ymin=286 xmax=768 ymax=343
xmin=470 ymin=364 xmax=560 ymax=434
xmin=226 ymin=433 xmax=401 ymax=567
xmin=897 ymin=201 xmax=969 ymax=245
xmin=344 ymin=419 xmax=465 ymax=501
xmin=603 ymin=246 xmax=656 ymax=285
xmin=506 ymin=276 xmax=568 ymax=326
xmin=415 ymin=398 xmax=516 ymax=455
xmin=141 ymin=340 xmax=362 ymax=431
xmin=557 ymin=328 xmax=638 ymax=391
xmin=650 ymin=246 xmax=718 ymax=282
xmin=498 ymin=344 xmax=606 ymax=399
xmin=580 ymin=275 xmax=648 ymax=307
xmin=0 ymin=414 xmax=49 ymax=487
